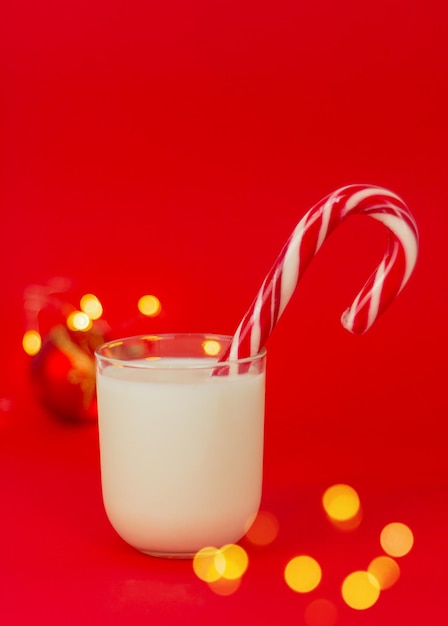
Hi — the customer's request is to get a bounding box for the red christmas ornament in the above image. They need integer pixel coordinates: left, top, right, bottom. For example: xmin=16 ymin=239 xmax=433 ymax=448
xmin=23 ymin=280 xmax=163 ymax=421
xmin=30 ymin=323 xmax=107 ymax=421
xmin=23 ymin=282 xmax=110 ymax=421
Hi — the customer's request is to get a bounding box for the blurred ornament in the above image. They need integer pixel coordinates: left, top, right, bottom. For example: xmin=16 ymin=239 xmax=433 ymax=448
xmin=22 ymin=279 xmax=163 ymax=422
xmin=23 ymin=280 xmax=110 ymax=422
xmin=30 ymin=322 xmax=108 ymax=421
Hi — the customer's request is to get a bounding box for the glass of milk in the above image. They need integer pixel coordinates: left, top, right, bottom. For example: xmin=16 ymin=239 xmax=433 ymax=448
xmin=95 ymin=333 xmax=266 ymax=558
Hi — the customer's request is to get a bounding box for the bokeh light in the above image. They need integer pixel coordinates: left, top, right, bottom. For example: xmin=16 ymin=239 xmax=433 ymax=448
xmin=193 ymin=547 xmax=222 ymax=583
xmin=193 ymin=544 xmax=248 ymax=596
xmin=322 ymin=484 xmax=361 ymax=528
xmin=80 ymin=293 xmax=103 ymax=319
xmin=304 ymin=598 xmax=338 ymax=626
xmin=244 ymin=510 xmax=279 ymax=546
xmin=285 ymin=556 xmax=322 ymax=593
xmin=368 ymin=555 xmax=400 ymax=590
xmin=202 ymin=340 xmax=221 ymax=357
xmin=341 ymin=571 xmax=380 ymax=610
xmin=380 ymin=522 xmax=414 ymax=557
xmin=217 ymin=544 xmax=249 ymax=580
xmin=22 ymin=330 xmax=42 ymax=356
xmin=137 ymin=294 xmax=162 ymax=317
xmin=66 ymin=311 xmax=93 ymax=332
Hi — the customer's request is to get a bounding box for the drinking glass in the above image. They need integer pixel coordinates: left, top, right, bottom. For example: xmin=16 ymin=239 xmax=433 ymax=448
xmin=95 ymin=333 xmax=266 ymax=558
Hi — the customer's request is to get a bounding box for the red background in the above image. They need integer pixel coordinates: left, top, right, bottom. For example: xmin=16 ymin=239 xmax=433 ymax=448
xmin=1 ymin=1 xmax=447 ymax=624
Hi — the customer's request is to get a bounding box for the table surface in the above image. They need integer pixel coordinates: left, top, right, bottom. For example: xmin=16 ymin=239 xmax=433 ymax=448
xmin=1 ymin=1 xmax=447 ymax=624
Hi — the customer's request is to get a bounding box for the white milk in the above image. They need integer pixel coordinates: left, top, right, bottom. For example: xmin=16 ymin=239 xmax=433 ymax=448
xmin=96 ymin=358 xmax=265 ymax=556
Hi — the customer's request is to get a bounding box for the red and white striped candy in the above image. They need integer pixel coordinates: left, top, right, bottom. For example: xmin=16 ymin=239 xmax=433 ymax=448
xmin=220 ymin=184 xmax=419 ymax=362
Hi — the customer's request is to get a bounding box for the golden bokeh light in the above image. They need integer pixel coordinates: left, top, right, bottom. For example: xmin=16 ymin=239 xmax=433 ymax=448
xmin=193 ymin=544 xmax=248 ymax=594
xmin=368 ymin=556 xmax=400 ymax=590
xmin=322 ymin=484 xmax=361 ymax=525
xmin=137 ymin=294 xmax=162 ymax=317
xmin=380 ymin=522 xmax=414 ymax=557
xmin=285 ymin=555 xmax=322 ymax=593
xmin=244 ymin=510 xmax=279 ymax=547
xmin=80 ymin=293 xmax=103 ymax=320
xmin=202 ymin=340 xmax=222 ymax=357
xmin=193 ymin=547 xmax=222 ymax=583
xmin=22 ymin=330 xmax=42 ymax=356
xmin=66 ymin=311 xmax=93 ymax=332
xmin=341 ymin=571 xmax=380 ymax=610
xmin=304 ymin=598 xmax=338 ymax=626
xmin=217 ymin=544 xmax=249 ymax=580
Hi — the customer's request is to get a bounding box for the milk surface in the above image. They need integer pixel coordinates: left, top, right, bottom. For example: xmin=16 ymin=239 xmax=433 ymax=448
xmin=96 ymin=358 xmax=265 ymax=555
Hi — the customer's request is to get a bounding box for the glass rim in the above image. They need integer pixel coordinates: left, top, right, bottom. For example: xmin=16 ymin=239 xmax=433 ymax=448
xmin=95 ymin=333 xmax=267 ymax=370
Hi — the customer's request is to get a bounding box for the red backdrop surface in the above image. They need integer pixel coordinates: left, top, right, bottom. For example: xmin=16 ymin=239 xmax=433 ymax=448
xmin=1 ymin=1 xmax=447 ymax=625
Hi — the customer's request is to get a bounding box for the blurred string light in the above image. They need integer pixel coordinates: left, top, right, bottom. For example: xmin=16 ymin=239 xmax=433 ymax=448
xmin=319 ymin=485 xmax=414 ymax=612
xmin=193 ymin=544 xmax=249 ymax=596
xmin=22 ymin=285 xmax=164 ymax=359
xmin=190 ymin=485 xmax=414 ymax=609
xmin=341 ymin=571 xmax=380 ymax=610
xmin=193 ymin=512 xmax=278 ymax=596
xmin=66 ymin=311 xmax=93 ymax=332
xmin=138 ymin=294 xmax=162 ymax=317
xmin=22 ymin=291 xmax=105 ymax=354
xmin=284 ymin=555 xmax=322 ymax=593
xmin=193 ymin=547 xmax=222 ymax=583
xmin=22 ymin=330 xmax=42 ymax=356
xmin=368 ymin=556 xmax=400 ymax=590
xmin=66 ymin=292 xmax=104 ymax=332
xmin=217 ymin=544 xmax=249 ymax=579
xmin=340 ymin=522 xmax=413 ymax=610
xmin=80 ymin=293 xmax=103 ymax=320
xmin=202 ymin=340 xmax=221 ymax=357
xmin=380 ymin=522 xmax=414 ymax=557
xmin=322 ymin=483 xmax=362 ymax=530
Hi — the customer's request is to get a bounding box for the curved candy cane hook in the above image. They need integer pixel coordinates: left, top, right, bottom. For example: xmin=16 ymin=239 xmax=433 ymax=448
xmin=220 ymin=184 xmax=419 ymax=363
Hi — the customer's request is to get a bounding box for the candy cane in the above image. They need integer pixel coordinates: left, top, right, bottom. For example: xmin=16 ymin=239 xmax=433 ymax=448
xmin=219 ymin=184 xmax=418 ymax=363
